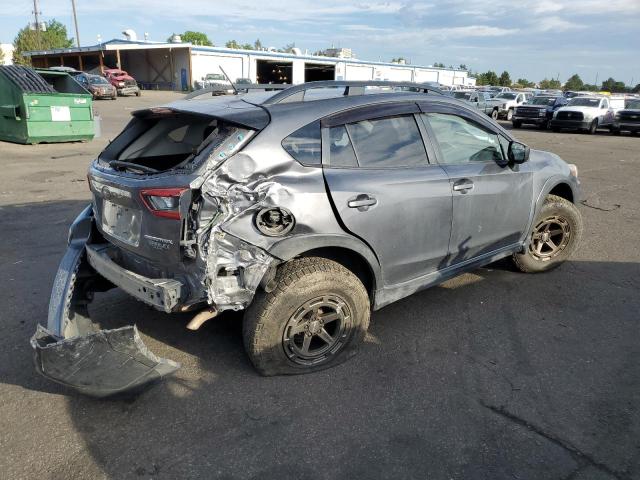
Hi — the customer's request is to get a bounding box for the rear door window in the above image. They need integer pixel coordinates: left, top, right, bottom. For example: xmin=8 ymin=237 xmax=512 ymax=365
xmin=346 ymin=115 xmax=428 ymax=168
xmin=328 ymin=125 xmax=358 ymax=167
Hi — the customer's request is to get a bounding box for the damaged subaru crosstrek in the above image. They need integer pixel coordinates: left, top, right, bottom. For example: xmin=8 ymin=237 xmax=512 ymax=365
xmin=31 ymin=81 xmax=582 ymax=397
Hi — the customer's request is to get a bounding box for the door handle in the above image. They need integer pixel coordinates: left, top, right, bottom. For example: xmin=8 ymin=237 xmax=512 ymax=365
xmin=452 ymin=180 xmax=474 ymax=192
xmin=348 ymin=194 xmax=377 ymax=209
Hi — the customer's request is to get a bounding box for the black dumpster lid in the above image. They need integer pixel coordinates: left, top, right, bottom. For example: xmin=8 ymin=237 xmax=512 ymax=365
xmin=0 ymin=65 xmax=56 ymax=94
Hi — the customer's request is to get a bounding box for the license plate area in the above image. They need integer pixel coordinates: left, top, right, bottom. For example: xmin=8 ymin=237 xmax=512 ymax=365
xmin=102 ymin=200 xmax=141 ymax=246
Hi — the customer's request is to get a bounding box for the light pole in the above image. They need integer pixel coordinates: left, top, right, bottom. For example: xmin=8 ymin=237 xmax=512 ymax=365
xmin=71 ymin=0 xmax=81 ymax=47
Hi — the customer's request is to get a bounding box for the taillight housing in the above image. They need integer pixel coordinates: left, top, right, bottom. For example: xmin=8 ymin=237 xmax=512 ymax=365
xmin=139 ymin=187 xmax=188 ymax=220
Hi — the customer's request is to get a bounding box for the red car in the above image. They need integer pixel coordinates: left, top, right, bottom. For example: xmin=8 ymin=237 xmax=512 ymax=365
xmin=103 ymin=68 xmax=141 ymax=96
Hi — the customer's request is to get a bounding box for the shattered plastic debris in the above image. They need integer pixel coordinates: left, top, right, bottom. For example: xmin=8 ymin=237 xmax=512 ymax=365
xmin=31 ymin=324 xmax=180 ymax=398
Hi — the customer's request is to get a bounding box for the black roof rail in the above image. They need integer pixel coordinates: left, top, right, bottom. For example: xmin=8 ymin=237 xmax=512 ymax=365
xmin=262 ymin=80 xmax=444 ymax=105
xmin=184 ymin=83 xmax=289 ymax=100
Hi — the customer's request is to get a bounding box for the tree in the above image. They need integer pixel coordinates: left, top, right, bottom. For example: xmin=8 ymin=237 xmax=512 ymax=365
xmin=633 ymin=84 xmax=640 ymax=93
xmin=391 ymin=57 xmax=407 ymax=64
xmin=515 ymin=78 xmax=535 ymax=88
xmin=13 ymin=19 xmax=73 ymax=66
xmin=477 ymin=70 xmax=499 ymax=86
xmin=539 ymin=78 xmax=561 ymax=89
xmin=498 ymin=70 xmax=511 ymax=87
xmin=582 ymin=84 xmax=598 ymax=91
xmin=564 ymin=74 xmax=584 ymax=91
xmin=168 ymin=31 xmax=212 ymax=46
xmin=433 ymin=62 xmax=445 ymax=68
xmin=458 ymin=64 xmax=468 ymax=71
xmin=0 ymin=47 xmax=4 ymax=64
xmin=253 ymin=39 xmax=263 ymax=50
xmin=601 ymin=77 xmax=626 ymax=93
xmin=278 ymin=43 xmax=296 ymax=53
xmin=225 ymin=40 xmax=240 ymax=49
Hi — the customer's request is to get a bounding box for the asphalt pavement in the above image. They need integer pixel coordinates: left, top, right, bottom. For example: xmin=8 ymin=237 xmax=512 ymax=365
xmin=0 ymin=91 xmax=638 ymax=480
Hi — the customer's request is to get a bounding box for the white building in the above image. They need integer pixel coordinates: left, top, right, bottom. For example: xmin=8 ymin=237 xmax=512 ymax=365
xmin=1 ymin=44 xmax=14 ymax=65
xmin=24 ymin=39 xmax=475 ymax=89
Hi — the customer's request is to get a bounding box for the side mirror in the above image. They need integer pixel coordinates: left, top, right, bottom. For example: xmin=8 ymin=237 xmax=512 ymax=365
xmin=508 ymin=141 xmax=530 ymax=164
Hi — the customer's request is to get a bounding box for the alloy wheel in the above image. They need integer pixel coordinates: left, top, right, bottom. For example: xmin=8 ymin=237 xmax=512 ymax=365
xmin=283 ymin=295 xmax=351 ymax=366
xmin=529 ymin=216 xmax=571 ymax=261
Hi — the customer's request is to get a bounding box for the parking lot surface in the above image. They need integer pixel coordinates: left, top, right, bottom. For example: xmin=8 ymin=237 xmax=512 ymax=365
xmin=1 ymin=92 xmax=638 ymax=480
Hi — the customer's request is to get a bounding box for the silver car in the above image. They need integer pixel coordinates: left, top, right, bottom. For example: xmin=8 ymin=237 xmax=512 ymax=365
xmin=32 ymin=81 xmax=583 ymax=397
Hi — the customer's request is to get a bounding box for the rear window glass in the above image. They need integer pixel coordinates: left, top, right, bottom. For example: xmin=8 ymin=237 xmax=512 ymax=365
xmin=282 ymin=121 xmax=321 ymax=166
xmin=347 ymin=115 xmax=428 ymax=168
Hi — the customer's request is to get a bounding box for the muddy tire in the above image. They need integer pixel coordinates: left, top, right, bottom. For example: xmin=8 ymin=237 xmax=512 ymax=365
xmin=512 ymin=194 xmax=583 ymax=273
xmin=243 ymin=257 xmax=370 ymax=376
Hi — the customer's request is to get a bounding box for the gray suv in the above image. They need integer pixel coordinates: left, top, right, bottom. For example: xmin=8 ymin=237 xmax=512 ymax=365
xmin=31 ymin=81 xmax=583 ymax=397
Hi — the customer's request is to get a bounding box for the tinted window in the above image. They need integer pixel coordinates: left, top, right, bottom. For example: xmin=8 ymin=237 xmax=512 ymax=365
xmin=422 ymin=113 xmax=505 ymax=164
xmin=328 ymin=125 xmax=358 ymax=167
xmin=282 ymin=121 xmax=321 ymax=166
xmin=346 ymin=115 xmax=428 ymax=168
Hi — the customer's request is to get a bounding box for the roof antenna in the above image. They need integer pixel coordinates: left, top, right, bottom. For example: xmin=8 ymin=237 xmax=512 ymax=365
xmin=218 ymin=66 xmax=238 ymax=95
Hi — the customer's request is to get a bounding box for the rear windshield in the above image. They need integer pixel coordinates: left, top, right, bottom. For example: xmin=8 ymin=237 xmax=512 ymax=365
xmin=100 ymin=113 xmax=254 ymax=173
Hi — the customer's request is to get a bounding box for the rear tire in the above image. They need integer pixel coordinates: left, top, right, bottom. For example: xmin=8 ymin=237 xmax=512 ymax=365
xmin=539 ymin=121 xmax=549 ymax=130
xmin=512 ymin=195 xmax=583 ymax=273
xmin=491 ymin=109 xmax=499 ymax=120
xmin=243 ymin=258 xmax=370 ymax=376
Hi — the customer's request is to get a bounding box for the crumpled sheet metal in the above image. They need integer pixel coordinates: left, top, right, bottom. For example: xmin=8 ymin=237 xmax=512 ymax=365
xmin=198 ymin=153 xmax=283 ymax=311
xmin=31 ymin=324 xmax=180 ymax=398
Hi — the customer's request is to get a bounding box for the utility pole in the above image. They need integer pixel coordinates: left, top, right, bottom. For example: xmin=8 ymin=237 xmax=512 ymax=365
xmin=71 ymin=0 xmax=81 ymax=47
xmin=32 ymin=0 xmax=43 ymax=50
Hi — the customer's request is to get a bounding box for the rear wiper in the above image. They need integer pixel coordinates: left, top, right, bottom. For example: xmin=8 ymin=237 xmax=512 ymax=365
xmin=109 ymin=160 xmax=159 ymax=174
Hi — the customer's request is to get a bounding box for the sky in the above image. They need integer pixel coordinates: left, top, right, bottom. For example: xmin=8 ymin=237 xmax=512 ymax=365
xmin=1 ymin=0 xmax=639 ymax=85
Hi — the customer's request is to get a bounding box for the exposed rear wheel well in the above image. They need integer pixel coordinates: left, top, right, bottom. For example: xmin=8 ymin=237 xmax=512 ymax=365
xmin=548 ymin=183 xmax=574 ymax=203
xmin=297 ymin=247 xmax=375 ymax=299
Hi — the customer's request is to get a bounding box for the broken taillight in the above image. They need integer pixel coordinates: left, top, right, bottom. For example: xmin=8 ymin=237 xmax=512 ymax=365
xmin=139 ymin=187 xmax=188 ymax=220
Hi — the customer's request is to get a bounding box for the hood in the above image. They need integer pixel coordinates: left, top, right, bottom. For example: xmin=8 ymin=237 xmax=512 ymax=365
xmin=556 ymin=105 xmax=599 ymax=114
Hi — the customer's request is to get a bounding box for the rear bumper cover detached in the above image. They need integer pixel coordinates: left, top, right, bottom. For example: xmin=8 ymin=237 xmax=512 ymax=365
xmin=30 ymin=205 xmax=180 ymax=398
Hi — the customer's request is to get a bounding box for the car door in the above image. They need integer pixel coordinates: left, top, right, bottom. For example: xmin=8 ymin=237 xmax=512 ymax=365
xmin=600 ymin=98 xmax=613 ymax=125
xmin=418 ymin=102 xmax=534 ymax=266
xmin=321 ymin=103 xmax=453 ymax=286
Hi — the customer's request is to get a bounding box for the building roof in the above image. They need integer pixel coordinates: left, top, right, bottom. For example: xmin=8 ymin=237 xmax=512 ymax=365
xmin=24 ymin=39 xmax=469 ymax=74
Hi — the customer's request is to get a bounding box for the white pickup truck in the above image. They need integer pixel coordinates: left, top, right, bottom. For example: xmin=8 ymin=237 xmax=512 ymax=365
xmin=550 ymin=96 xmax=626 ymax=134
xmin=487 ymin=92 xmax=532 ymax=120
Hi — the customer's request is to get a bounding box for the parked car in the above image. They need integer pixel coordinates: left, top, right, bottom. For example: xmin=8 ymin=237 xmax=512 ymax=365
xmin=103 ymin=68 xmax=141 ymax=96
xmin=451 ymin=90 xmax=495 ymax=115
xmin=611 ymin=98 xmax=640 ymax=135
xmin=487 ymin=92 xmax=532 ymax=120
xmin=75 ymin=73 xmax=117 ymax=100
xmin=194 ymin=73 xmax=233 ymax=93
xmin=31 ymin=80 xmax=582 ymax=397
xmin=512 ymin=95 xmax=568 ymax=129
xmin=550 ymin=95 xmax=626 ymax=134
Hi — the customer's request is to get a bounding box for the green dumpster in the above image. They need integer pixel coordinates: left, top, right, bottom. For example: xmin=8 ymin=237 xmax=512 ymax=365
xmin=0 ymin=65 xmax=94 ymax=144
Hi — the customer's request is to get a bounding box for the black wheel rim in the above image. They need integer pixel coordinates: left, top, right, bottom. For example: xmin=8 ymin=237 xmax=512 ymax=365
xmin=529 ymin=215 xmax=571 ymax=261
xmin=283 ymin=295 xmax=351 ymax=366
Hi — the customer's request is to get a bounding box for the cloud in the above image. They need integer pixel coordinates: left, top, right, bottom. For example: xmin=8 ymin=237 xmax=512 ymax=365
xmin=534 ymin=16 xmax=584 ymax=32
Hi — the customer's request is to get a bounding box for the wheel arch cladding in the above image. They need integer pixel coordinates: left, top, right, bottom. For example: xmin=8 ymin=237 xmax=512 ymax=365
xmin=548 ymin=182 xmax=574 ymax=203
xmin=298 ymin=246 xmax=376 ymax=299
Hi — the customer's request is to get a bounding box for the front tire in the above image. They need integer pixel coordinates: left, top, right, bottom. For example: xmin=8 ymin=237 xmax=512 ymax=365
xmin=243 ymin=258 xmax=370 ymax=376
xmin=506 ymin=109 xmax=514 ymax=121
xmin=512 ymin=195 xmax=583 ymax=273
xmin=512 ymin=120 xmax=522 ymax=129
xmin=587 ymin=119 xmax=598 ymax=134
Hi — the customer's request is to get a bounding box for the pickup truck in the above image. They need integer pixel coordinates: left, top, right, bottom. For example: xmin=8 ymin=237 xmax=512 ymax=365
xmin=550 ymin=96 xmax=626 ymax=134
xmin=451 ymin=90 xmax=495 ymax=115
xmin=512 ymin=95 xmax=568 ymax=129
xmin=611 ymin=98 xmax=640 ymax=135
xmin=487 ymin=92 xmax=532 ymax=120
xmin=103 ymin=69 xmax=141 ymax=97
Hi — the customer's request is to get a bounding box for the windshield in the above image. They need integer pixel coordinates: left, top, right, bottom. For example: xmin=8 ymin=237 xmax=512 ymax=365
xmin=205 ymin=74 xmax=226 ymax=81
xmin=453 ymin=92 xmax=473 ymax=100
xmin=568 ymin=98 xmax=601 ymax=107
xmin=625 ymin=100 xmax=640 ymax=109
xmin=89 ymin=76 xmax=109 ymax=85
xmin=496 ymin=93 xmax=517 ymax=100
xmin=531 ymin=97 xmax=555 ymax=105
